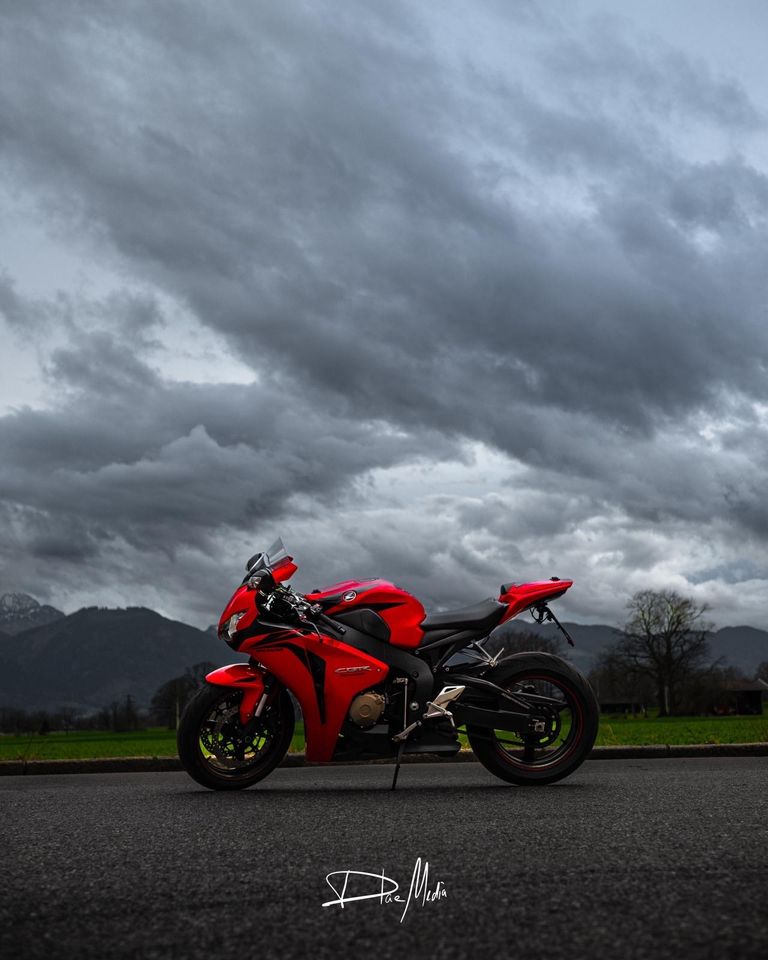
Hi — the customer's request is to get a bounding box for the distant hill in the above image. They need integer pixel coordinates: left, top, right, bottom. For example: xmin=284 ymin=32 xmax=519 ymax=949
xmin=497 ymin=619 xmax=768 ymax=676
xmin=709 ymin=626 xmax=768 ymax=675
xmin=0 ymin=592 xmax=64 ymax=635
xmin=0 ymin=605 xmax=244 ymax=712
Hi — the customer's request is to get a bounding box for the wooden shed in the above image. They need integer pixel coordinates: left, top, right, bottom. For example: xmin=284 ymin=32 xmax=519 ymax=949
xmin=713 ymin=678 xmax=767 ymax=715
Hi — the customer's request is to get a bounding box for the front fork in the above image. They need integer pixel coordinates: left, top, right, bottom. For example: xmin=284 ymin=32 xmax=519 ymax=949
xmin=205 ymin=662 xmax=270 ymax=725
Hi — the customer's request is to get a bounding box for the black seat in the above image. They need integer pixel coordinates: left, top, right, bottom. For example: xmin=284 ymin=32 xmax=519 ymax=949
xmin=420 ymin=598 xmax=505 ymax=635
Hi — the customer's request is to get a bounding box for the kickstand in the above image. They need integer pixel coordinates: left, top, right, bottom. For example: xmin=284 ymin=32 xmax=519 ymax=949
xmin=391 ymin=742 xmax=405 ymax=791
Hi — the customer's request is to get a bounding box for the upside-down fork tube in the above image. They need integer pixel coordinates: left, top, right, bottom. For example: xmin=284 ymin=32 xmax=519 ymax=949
xmin=205 ymin=663 xmax=267 ymax=725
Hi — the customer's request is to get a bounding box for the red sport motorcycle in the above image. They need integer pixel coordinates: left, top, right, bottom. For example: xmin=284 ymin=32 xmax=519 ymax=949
xmin=178 ymin=539 xmax=598 ymax=790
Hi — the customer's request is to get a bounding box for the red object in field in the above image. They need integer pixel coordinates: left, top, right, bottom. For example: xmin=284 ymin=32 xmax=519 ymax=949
xmin=306 ymin=578 xmax=427 ymax=649
xmin=498 ymin=579 xmax=573 ymax=623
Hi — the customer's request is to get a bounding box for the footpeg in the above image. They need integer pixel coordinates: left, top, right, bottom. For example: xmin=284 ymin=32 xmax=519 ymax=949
xmin=424 ymin=685 xmax=465 ymax=721
xmin=393 ymin=685 xmax=465 ymax=742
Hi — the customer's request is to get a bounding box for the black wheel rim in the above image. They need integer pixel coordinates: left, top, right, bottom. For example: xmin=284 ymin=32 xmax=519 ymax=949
xmin=491 ymin=672 xmax=584 ymax=770
xmin=197 ymin=690 xmax=281 ymax=778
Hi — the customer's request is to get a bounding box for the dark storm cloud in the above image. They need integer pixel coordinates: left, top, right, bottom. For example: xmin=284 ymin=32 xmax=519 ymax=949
xmin=1 ymin=1 xmax=768 ymax=618
xmin=0 ymin=284 xmax=460 ymax=553
xmin=3 ymin=0 xmax=765 ymax=435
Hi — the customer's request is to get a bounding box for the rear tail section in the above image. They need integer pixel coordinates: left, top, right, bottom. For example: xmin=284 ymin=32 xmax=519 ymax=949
xmin=498 ymin=578 xmax=573 ymax=623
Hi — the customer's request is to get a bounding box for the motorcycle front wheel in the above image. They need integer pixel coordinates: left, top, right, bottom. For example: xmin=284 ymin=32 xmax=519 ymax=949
xmin=466 ymin=652 xmax=599 ymax=786
xmin=177 ymin=682 xmax=294 ymax=790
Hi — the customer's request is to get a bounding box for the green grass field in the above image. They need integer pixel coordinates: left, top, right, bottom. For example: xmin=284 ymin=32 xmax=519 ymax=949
xmin=595 ymin=713 xmax=768 ymax=746
xmin=1 ymin=713 xmax=767 ymax=761
xmin=0 ymin=726 xmax=307 ymax=761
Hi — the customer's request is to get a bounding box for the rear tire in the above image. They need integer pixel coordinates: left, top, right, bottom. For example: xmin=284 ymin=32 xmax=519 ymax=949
xmin=177 ymin=682 xmax=294 ymax=791
xmin=466 ymin=652 xmax=598 ymax=786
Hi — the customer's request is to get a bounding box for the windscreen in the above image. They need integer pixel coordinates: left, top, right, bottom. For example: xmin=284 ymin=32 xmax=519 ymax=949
xmin=245 ymin=536 xmax=290 ymax=573
xmin=264 ymin=537 xmax=289 ymax=567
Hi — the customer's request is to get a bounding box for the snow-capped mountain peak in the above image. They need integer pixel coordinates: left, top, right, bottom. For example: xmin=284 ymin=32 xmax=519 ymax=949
xmin=0 ymin=592 xmax=64 ymax=635
xmin=1 ymin=592 xmax=41 ymax=615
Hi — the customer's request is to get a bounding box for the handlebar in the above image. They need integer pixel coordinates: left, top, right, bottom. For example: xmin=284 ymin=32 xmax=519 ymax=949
xmin=266 ymin=588 xmax=346 ymax=636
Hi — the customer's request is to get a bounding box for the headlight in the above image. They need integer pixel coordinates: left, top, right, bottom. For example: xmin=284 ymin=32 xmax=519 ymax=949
xmin=220 ymin=611 xmax=245 ymax=642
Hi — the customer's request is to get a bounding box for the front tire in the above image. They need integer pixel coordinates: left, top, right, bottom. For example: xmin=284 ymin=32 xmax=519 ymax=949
xmin=177 ymin=682 xmax=294 ymax=790
xmin=466 ymin=652 xmax=598 ymax=786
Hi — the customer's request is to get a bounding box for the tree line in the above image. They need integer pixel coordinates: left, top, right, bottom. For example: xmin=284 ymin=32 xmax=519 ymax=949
xmin=0 ymin=662 xmax=215 ymax=734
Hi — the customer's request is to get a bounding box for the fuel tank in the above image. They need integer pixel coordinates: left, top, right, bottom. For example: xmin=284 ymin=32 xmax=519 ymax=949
xmin=305 ymin=578 xmax=426 ymax=649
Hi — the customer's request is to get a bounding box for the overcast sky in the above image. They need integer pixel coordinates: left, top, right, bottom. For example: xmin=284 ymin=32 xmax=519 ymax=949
xmin=1 ymin=1 xmax=767 ymax=630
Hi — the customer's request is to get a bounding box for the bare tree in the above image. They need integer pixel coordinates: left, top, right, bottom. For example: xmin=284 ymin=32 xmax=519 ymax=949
xmin=613 ymin=590 xmax=715 ymax=716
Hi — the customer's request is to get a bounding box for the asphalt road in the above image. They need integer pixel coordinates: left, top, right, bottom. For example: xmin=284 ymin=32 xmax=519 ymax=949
xmin=2 ymin=758 xmax=767 ymax=960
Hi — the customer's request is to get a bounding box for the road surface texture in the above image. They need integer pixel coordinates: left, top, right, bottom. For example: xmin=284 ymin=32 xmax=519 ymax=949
xmin=2 ymin=758 xmax=767 ymax=960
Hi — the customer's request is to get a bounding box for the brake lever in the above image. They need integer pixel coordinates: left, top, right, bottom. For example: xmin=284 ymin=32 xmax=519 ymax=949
xmin=289 ymin=598 xmax=347 ymax=637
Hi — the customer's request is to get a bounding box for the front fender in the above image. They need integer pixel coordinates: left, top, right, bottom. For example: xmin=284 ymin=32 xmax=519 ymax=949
xmin=205 ymin=663 xmax=266 ymax=725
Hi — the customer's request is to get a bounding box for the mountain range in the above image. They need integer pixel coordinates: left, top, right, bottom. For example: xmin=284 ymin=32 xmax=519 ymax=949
xmin=0 ymin=593 xmax=765 ymax=712
xmin=0 ymin=594 xmax=242 ymax=712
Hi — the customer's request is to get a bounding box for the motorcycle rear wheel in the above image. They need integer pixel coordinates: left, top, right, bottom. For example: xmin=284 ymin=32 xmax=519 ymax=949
xmin=177 ymin=682 xmax=294 ymax=790
xmin=466 ymin=652 xmax=598 ymax=786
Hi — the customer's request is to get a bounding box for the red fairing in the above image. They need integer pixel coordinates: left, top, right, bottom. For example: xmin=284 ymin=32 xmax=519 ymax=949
xmin=498 ymin=579 xmax=573 ymax=623
xmin=306 ymin=579 xmax=365 ymax=599
xmin=218 ymin=584 xmax=259 ymax=637
xmin=236 ymin=631 xmax=389 ymax=762
xmin=271 ymin=556 xmax=298 ymax=583
xmin=206 ymin=662 xmax=266 ymax=725
xmin=216 ymin=561 xmax=297 ymax=636
xmin=307 ymin=578 xmax=427 ymax=648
